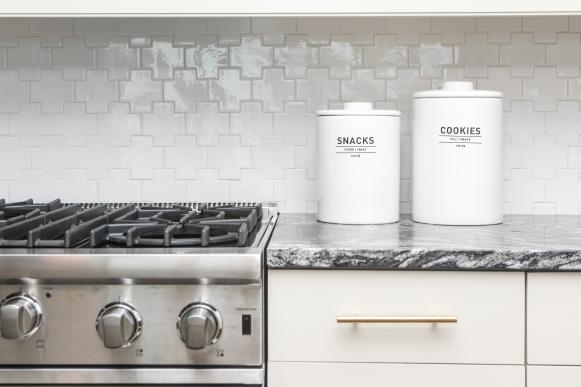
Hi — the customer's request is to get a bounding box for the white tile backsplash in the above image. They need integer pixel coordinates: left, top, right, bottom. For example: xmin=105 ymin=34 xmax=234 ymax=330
xmin=1 ymin=17 xmax=581 ymax=214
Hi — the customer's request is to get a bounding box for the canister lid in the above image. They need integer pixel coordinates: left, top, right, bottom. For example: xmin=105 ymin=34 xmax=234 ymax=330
xmin=317 ymin=102 xmax=401 ymax=116
xmin=413 ymin=81 xmax=503 ymax=99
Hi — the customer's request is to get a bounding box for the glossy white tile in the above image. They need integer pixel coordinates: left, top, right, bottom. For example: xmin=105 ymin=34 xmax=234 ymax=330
xmin=230 ymin=35 xmax=272 ymax=78
xmin=341 ymin=68 xmax=386 ymax=103
xmin=53 ymin=103 xmax=97 ymax=146
xmin=52 ymin=37 xmax=94 ymax=80
xmin=364 ymin=34 xmax=407 ymax=78
xmin=119 ymin=136 xmax=164 ymax=179
xmin=273 ymin=102 xmax=315 ymax=146
xmin=274 ymin=35 xmax=317 ymax=78
xmin=209 ymin=69 xmax=251 ymax=111
xmin=142 ymin=102 xmax=186 ymax=146
xmin=96 ymin=103 xmax=141 ymax=146
xmin=297 ymin=68 xmax=340 ymax=111
xmin=230 ymin=101 xmax=273 ymax=146
xmin=75 ymin=70 xmax=117 ymax=113
xmin=185 ymin=35 xmax=228 ymax=79
xmin=320 ymin=35 xmax=363 ymax=79
xmin=185 ymin=102 xmax=229 ymax=146
xmin=119 ymin=70 xmax=163 ymax=113
xmin=95 ymin=38 xmax=139 ymax=80
xmin=30 ymin=69 xmax=74 ymax=113
xmin=164 ymin=135 xmax=207 ymax=179
xmin=76 ymin=135 xmax=119 ymax=179
xmin=252 ymin=68 xmax=295 ymax=112
xmin=164 ymin=69 xmax=208 ymax=112
xmin=207 ymin=135 xmax=251 ymax=179
xmin=142 ymin=36 xmax=185 ymax=80
xmin=251 ymin=135 xmax=294 ymax=179
xmin=0 ymin=69 xmax=28 ymax=113
xmin=6 ymin=38 xmax=50 ymax=80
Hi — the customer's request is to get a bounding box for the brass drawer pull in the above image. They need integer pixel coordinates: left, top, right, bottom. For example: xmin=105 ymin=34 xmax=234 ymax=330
xmin=336 ymin=315 xmax=458 ymax=324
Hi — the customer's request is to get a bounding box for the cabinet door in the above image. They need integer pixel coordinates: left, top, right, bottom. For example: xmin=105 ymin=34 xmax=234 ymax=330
xmin=268 ymin=270 xmax=525 ymax=364
xmin=528 ymin=366 xmax=581 ymax=387
xmin=528 ymin=273 xmax=581 ymax=365
xmin=269 ymin=362 xmax=525 ymax=387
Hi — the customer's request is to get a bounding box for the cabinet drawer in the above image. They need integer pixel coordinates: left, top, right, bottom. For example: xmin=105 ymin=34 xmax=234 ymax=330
xmin=268 ymin=362 xmax=525 ymax=387
xmin=268 ymin=270 xmax=524 ymax=364
xmin=528 ymin=273 xmax=581 ymax=365
xmin=528 ymin=366 xmax=581 ymax=387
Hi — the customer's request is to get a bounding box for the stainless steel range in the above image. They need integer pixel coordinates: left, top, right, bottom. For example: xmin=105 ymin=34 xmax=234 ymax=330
xmin=0 ymin=199 xmax=277 ymax=386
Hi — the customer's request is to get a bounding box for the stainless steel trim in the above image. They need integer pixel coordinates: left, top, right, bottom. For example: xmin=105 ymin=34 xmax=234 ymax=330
xmin=0 ymin=367 xmax=264 ymax=385
xmin=0 ymin=252 xmax=263 ymax=284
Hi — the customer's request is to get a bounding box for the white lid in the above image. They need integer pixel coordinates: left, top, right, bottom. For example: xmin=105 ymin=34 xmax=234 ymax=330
xmin=317 ymin=102 xmax=401 ymax=116
xmin=413 ymin=81 xmax=503 ymax=99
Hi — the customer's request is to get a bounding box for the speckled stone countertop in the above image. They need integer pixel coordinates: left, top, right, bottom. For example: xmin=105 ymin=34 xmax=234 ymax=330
xmin=266 ymin=214 xmax=581 ymax=271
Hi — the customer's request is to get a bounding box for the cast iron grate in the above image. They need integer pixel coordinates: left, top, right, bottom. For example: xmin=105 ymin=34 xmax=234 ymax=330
xmin=0 ymin=199 xmax=263 ymax=248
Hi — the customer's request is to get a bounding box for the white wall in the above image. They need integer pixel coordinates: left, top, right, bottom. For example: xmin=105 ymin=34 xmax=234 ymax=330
xmin=0 ymin=16 xmax=579 ymax=214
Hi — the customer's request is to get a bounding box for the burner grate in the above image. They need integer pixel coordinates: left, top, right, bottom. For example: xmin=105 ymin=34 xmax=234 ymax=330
xmin=0 ymin=200 xmax=263 ymax=249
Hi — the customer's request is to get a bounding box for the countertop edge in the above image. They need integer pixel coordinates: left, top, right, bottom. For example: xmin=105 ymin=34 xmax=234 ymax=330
xmin=266 ymin=246 xmax=581 ymax=271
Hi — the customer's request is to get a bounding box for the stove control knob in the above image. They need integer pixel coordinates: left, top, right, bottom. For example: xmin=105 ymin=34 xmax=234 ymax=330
xmin=177 ymin=303 xmax=223 ymax=350
xmin=96 ymin=303 xmax=142 ymax=349
xmin=0 ymin=293 xmax=43 ymax=340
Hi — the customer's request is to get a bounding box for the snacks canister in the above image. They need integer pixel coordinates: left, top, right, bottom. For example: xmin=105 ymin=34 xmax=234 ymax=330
xmin=316 ymin=102 xmax=401 ymax=224
xmin=412 ymin=82 xmax=503 ymax=225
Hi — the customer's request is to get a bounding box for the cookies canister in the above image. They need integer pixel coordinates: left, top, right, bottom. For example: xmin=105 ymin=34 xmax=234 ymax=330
xmin=316 ymin=102 xmax=401 ymax=224
xmin=412 ymin=82 xmax=503 ymax=225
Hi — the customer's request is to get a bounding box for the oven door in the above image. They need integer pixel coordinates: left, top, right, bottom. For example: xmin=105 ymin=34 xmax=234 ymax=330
xmin=0 ymin=367 xmax=263 ymax=385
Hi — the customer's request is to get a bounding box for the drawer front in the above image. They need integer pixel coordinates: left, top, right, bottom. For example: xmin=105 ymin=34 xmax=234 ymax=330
xmin=268 ymin=270 xmax=524 ymax=364
xmin=528 ymin=273 xmax=581 ymax=365
xmin=268 ymin=362 xmax=525 ymax=387
xmin=528 ymin=366 xmax=581 ymax=387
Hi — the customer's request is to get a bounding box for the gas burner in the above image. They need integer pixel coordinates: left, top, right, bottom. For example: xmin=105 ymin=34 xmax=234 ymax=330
xmin=0 ymin=200 xmax=263 ymax=248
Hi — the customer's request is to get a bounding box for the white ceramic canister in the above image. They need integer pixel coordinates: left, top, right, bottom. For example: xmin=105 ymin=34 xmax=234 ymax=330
xmin=412 ymin=81 xmax=503 ymax=225
xmin=316 ymin=102 xmax=401 ymax=224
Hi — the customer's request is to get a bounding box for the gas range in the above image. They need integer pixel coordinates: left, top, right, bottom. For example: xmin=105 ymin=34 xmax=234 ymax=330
xmin=0 ymin=199 xmax=278 ymax=386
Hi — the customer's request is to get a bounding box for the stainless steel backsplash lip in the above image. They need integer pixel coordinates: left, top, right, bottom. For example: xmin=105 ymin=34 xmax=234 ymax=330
xmin=0 ymin=252 xmax=263 ymax=284
xmin=0 ymin=366 xmax=264 ymax=385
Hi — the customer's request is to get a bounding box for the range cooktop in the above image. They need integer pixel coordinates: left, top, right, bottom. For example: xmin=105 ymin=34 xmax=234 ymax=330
xmin=0 ymin=199 xmax=265 ymax=249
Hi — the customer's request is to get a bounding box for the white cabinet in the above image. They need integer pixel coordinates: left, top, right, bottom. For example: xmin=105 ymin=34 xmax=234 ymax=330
xmin=269 ymin=362 xmax=525 ymax=387
xmin=528 ymin=273 xmax=581 ymax=365
xmin=528 ymin=366 xmax=581 ymax=387
xmin=1 ymin=0 xmax=580 ymax=16
xmin=268 ymin=270 xmax=525 ymax=364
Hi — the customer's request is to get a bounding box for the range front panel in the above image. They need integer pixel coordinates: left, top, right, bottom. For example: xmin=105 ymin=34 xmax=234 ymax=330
xmin=0 ymin=283 xmax=262 ymax=366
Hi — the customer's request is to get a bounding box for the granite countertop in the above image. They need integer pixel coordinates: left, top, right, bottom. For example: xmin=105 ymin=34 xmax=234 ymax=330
xmin=267 ymin=214 xmax=581 ymax=271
